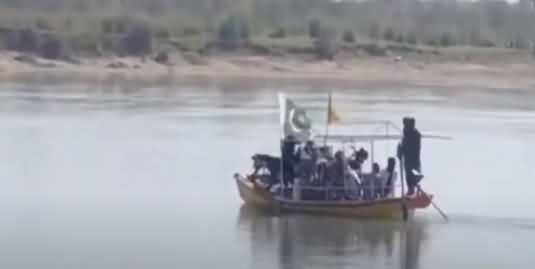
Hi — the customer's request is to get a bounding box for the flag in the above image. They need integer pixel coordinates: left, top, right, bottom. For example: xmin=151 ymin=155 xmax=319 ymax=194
xmin=327 ymin=93 xmax=341 ymax=125
xmin=278 ymin=93 xmax=312 ymax=142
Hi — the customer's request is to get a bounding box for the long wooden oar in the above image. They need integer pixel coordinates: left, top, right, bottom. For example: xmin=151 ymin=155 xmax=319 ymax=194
xmin=399 ymin=158 xmax=409 ymax=221
xmin=417 ymin=185 xmax=449 ymax=222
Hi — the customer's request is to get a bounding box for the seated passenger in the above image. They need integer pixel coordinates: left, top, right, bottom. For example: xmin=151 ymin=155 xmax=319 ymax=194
xmin=250 ymin=154 xmax=281 ymax=188
xmin=372 ymin=163 xmax=382 ymax=198
xmin=360 ymin=162 xmax=380 ymax=201
xmin=348 ymin=147 xmax=369 ymax=176
xmin=345 ymin=166 xmax=361 ymax=200
xmin=379 ymin=157 xmax=398 ymax=198
xmin=325 ymin=150 xmax=346 ymax=200
xmin=296 ymin=140 xmax=317 ymax=183
xmin=316 ymin=146 xmax=332 ymax=185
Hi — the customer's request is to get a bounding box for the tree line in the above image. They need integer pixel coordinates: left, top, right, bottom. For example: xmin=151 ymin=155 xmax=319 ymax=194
xmin=0 ymin=0 xmax=534 ymax=59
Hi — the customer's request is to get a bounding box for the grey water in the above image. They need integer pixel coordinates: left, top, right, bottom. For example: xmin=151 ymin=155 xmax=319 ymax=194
xmin=1 ymin=81 xmax=534 ymax=269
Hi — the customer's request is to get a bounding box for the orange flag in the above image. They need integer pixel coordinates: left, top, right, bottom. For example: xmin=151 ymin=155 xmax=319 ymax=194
xmin=327 ymin=93 xmax=341 ymax=125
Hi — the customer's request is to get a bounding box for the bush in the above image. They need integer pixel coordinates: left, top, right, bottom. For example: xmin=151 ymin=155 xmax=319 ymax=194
xmin=440 ymin=32 xmax=454 ymax=47
xmin=241 ymin=23 xmax=250 ymax=40
xmin=218 ymin=15 xmax=249 ymax=50
xmin=101 ymin=19 xmax=114 ymax=34
xmin=119 ymin=25 xmax=152 ymax=56
xmin=343 ymin=30 xmax=355 ymax=43
xmin=64 ymin=18 xmax=73 ymax=32
xmin=476 ymin=39 xmax=495 ymax=48
xmin=183 ymin=27 xmax=201 ymax=36
xmin=513 ymin=37 xmax=528 ymax=49
xmin=407 ymin=32 xmax=417 ymax=45
xmin=115 ymin=18 xmax=127 ymax=34
xmin=269 ymin=28 xmax=287 ymax=39
xmin=368 ymin=23 xmax=380 ymax=40
xmin=155 ymin=28 xmax=171 ymax=39
xmin=36 ymin=18 xmax=53 ymax=31
xmin=383 ymin=28 xmax=395 ymax=41
xmin=395 ymin=34 xmax=404 ymax=44
xmin=360 ymin=43 xmax=387 ymax=56
xmin=70 ymin=33 xmax=101 ymax=56
xmin=315 ymin=28 xmax=337 ymax=60
xmin=101 ymin=16 xmax=130 ymax=35
xmin=100 ymin=36 xmax=114 ymax=52
xmin=426 ymin=39 xmax=439 ymax=47
xmin=154 ymin=51 xmax=169 ymax=64
xmin=468 ymin=30 xmax=494 ymax=48
xmin=309 ymin=19 xmax=321 ymax=38
xmin=39 ymin=35 xmax=67 ymax=60
xmin=6 ymin=28 xmax=39 ymax=52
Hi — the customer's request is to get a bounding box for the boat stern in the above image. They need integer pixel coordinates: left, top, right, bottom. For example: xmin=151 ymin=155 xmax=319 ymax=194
xmin=407 ymin=192 xmax=433 ymax=209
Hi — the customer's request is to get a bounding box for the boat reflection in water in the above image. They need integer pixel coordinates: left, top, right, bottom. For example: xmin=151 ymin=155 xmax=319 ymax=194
xmin=237 ymin=205 xmax=429 ymax=269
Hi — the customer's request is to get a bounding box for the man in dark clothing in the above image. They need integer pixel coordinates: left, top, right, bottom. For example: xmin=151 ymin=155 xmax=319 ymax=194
xmin=281 ymin=135 xmax=298 ymax=188
xmin=397 ymin=117 xmax=422 ymax=196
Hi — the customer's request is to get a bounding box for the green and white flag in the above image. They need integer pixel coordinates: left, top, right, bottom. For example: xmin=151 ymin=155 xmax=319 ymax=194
xmin=278 ymin=93 xmax=312 ymax=142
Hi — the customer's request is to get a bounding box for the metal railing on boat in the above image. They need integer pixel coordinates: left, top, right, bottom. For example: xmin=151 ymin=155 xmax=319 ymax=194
xmin=271 ymin=182 xmax=404 ymax=202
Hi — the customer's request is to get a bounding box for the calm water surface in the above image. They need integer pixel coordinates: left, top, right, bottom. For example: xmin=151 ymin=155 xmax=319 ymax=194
xmin=1 ymin=82 xmax=534 ymax=269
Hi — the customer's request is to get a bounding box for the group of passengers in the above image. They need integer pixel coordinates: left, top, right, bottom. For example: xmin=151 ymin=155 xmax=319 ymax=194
xmin=249 ymin=117 xmax=422 ymax=201
xmin=280 ymin=137 xmax=398 ymax=201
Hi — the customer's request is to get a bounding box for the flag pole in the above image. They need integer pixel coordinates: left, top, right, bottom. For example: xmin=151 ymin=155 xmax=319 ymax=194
xmin=324 ymin=91 xmax=332 ymax=145
xmin=278 ymin=93 xmax=286 ymax=196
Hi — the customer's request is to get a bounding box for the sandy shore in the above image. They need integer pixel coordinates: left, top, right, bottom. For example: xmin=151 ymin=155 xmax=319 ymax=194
xmin=0 ymin=50 xmax=534 ymax=89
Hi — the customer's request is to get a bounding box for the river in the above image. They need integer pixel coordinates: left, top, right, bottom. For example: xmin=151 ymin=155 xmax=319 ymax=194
xmin=0 ymin=80 xmax=534 ymax=269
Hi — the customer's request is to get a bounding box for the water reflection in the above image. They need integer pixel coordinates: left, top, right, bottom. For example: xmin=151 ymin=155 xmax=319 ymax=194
xmin=237 ymin=205 xmax=428 ymax=269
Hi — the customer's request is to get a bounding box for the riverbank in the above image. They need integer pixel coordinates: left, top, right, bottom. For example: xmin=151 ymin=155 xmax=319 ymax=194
xmin=1 ymin=49 xmax=534 ymax=90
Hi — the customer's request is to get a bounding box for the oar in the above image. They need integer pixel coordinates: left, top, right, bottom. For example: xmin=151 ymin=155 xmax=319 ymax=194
xmin=399 ymin=157 xmax=409 ymax=221
xmin=417 ymin=185 xmax=449 ymax=222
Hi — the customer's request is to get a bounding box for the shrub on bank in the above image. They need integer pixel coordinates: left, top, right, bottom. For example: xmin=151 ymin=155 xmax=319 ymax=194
xmin=476 ymin=39 xmax=496 ymax=48
xmin=360 ymin=43 xmax=387 ymax=56
xmin=309 ymin=19 xmax=321 ymax=38
xmin=407 ymin=32 xmax=417 ymax=45
xmin=183 ymin=27 xmax=201 ymax=37
xmin=36 ymin=17 xmax=53 ymax=31
xmin=119 ymin=25 xmax=152 ymax=56
xmin=395 ymin=34 xmax=404 ymax=44
xmin=269 ymin=28 xmax=287 ymax=39
xmin=70 ymin=33 xmax=102 ymax=56
xmin=101 ymin=16 xmax=133 ymax=35
xmin=315 ymin=28 xmax=337 ymax=60
xmin=383 ymin=28 xmax=395 ymax=42
xmin=343 ymin=30 xmax=355 ymax=43
xmin=39 ymin=35 xmax=66 ymax=59
xmin=513 ymin=37 xmax=528 ymax=49
xmin=426 ymin=39 xmax=439 ymax=47
xmin=440 ymin=32 xmax=454 ymax=47
xmin=101 ymin=19 xmax=114 ymax=34
xmin=217 ymin=15 xmax=249 ymax=50
xmin=155 ymin=28 xmax=171 ymax=40
xmin=368 ymin=23 xmax=380 ymax=40
xmin=6 ymin=28 xmax=39 ymax=52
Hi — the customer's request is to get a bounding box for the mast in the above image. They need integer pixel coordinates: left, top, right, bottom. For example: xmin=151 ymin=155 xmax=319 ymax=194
xmin=278 ymin=93 xmax=286 ymax=195
xmin=323 ymin=91 xmax=332 ymax=145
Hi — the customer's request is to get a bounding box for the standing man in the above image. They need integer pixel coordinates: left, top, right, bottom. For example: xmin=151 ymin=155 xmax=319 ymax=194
xmin=398 ymin=117 xmax=422 ymax=196
xmin=281 ymin=135 xmax=298 ymax=188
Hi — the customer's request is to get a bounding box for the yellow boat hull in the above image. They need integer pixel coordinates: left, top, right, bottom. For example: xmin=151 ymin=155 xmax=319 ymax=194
xmin=235 ymin=174 xmax=432 ymax=219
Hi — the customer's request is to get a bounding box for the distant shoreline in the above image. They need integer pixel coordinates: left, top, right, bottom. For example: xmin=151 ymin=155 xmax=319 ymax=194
xmin=1 ymin=49 xmax=534 ymax=90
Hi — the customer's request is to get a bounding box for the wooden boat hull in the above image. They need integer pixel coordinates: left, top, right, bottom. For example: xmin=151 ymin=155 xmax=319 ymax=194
xmin=235 ymin=174 xmax=432 ymax=219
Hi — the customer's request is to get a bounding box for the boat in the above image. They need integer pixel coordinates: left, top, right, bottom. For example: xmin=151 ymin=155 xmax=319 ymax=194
xmin=234 ymin=173 xmax=432 ymax=219
xmin=233 ymin=93 xmax=447 ymax=219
